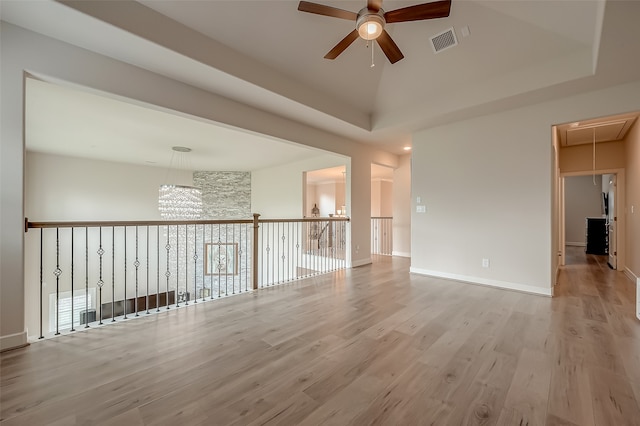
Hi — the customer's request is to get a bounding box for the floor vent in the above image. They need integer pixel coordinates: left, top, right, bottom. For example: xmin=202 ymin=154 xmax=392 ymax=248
xmin=430 ymin=27 xmax=458 ymax=53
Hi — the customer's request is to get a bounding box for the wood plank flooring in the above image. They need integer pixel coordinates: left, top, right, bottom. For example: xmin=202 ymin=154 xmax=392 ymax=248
xmin=2 ymin=248 xmax=639 ymax=425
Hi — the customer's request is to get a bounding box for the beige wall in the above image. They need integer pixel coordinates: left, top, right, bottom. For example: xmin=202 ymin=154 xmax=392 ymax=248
xmin=559 ymin=140 xmax=626 ymax=173
xmin=625 ymin=121 xmax=640 ymax=279
xmin=393 ymin=155 xmax=411 ymax=257
xmin=371 ymin=180 xmax=393 ymax=217
xmin=564 ymin=175 xmax=604 ymax=245
xmin=412 ymin=80 xmax=640 ymax=296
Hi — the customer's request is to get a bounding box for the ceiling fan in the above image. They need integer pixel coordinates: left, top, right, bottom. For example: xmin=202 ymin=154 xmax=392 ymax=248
xmin=298 ymin=0 xmax=452 ymax=64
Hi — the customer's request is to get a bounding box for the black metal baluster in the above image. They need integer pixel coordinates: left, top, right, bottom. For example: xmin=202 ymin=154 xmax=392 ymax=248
xmin=165 ymin=226 xmax=170 ymax=310
xmin=146 ymin=225 xmax=150 ymax=314
xmin=39 ymin=228 xmax=43 ymax=339
xmin=184 ymin=224 xmax=189 ymax=306
xmin=264 ymin=223 xmax=268 ymax=288
xmin=124 ymin=226 xmax=128 ymax=319
xmin=278 ymin=222 xmax=282 ymax=284
xmin=232 ymin=224 xmax=236 ymax=294
xmin=157 ymin=225 xmax=160 ymax=313
xmin=85 ymin=227 xmax=89 ymax=329
xmin=176 ymin=225 xmax=180 ymax=308
xmin=193 ymin=225 xmax=198 ymax=303
xmin=112 ymin=226 xmax=116 ymax=322
xmin=244 ymin=223 xmax=248 ymax=292
xmin=54 ymin=228 xmax=61 ymax=335
xmin=217 ymin=224 xmax=221 ymax=297
xmin=70 ymin=227 xmax=75 ymax=332
xmin=278 ymin=222 xmax=287 ymax=283
xmin=201 ymin=224 xmax=205 ymax=302
xmin=224 ymin=224 xmax=228 ymax=296
xmin=97 ymin=227 xmax=104 ymax=325
xmin=134 ymin=226 xmax=139 ymax=317
xmin=209 ymin=223 xmax=213 ymax=300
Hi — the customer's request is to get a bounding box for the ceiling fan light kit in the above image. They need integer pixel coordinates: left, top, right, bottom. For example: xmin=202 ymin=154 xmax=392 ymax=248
xmin=298 ymin=0 xmax=452 ymax=64
xmin=357 ymin=10 xmax=385 ymax=40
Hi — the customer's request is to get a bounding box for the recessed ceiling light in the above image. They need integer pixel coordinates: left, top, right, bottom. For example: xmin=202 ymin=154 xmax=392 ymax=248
xmin=403 ymin=146 xmax=412 ymax=151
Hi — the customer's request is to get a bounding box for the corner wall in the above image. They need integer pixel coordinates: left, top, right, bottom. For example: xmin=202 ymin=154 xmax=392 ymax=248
xmin=625 ymin=120 xmax=640 ymax=281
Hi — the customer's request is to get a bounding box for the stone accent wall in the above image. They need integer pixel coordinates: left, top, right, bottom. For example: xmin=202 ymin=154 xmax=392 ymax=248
xmin=193 ymin=171 xmax=251 ymax=219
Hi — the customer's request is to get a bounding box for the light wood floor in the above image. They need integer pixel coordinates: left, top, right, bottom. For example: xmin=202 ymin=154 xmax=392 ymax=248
xmin=2 ymin=250 xmax=639 ymax=425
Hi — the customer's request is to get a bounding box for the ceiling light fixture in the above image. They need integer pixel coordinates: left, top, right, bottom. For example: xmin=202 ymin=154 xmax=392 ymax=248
xmin=158 ymin=146 xmax=203 ymax=220
xmin=357 ymin=10 xmax=384 ymax=40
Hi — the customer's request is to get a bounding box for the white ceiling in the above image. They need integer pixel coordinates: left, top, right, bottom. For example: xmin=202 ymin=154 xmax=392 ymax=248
xmin=25 ymin=78 xmax=329 ymax=172
xmin=3 ymin=0 xmax=640 ymax=164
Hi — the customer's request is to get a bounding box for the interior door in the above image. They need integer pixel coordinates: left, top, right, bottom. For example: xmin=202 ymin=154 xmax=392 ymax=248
xmin=608 ymin=174 xmax=617 ymax=269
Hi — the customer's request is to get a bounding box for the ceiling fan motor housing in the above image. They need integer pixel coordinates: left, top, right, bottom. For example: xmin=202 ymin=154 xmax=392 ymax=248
xmin=356 ymin=8 xmax=385 ymax=40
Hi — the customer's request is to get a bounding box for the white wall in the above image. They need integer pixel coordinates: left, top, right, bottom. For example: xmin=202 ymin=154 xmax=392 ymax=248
xmin=371 ymin=180 xmax=393 ymax=217
xmin=564 ymin=175 xmax=604 ymax=246
xmin=371 ymin=181 xmax=382 ymax=217
xmin=412 ymin=80 xmax=640 ymax=296
xmin=26 ymin=152 xmax=167 ymax=221
xmin=251 ymin=155 xmax=347 ymax=219
xmin=0 ymin=23 xmax=397 ymax=350
xmin=393 ymin=155 xmax=411 ymax=257
xmin=316 ymin=182 xmax=337 ymax=217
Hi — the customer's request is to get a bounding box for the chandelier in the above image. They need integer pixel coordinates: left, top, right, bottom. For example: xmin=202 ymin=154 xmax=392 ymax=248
xmin=158 ymin=146 xmax=203 ymax=220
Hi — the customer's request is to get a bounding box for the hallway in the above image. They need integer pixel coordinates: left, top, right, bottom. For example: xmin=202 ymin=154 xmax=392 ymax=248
xmin=1 ymin=255 xmax=639 ymax=425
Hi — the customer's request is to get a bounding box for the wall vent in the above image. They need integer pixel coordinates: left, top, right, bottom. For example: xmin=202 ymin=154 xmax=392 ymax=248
xmin=430 ymin=28 xmax=458 ymax=53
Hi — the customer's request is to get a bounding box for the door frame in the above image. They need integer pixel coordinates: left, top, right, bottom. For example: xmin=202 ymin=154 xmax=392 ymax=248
xmin=559 ymin=168 xmax=626 ymax=269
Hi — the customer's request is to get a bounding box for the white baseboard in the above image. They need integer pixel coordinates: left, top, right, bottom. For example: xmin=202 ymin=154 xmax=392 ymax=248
xmin=410 ymin=267 xmax=553 ymax=297
xmin=624 ymin=268 xmax=640 ymax=321
xmin=351 ymin=257 xmax=372 ymax=267
xmin=0 ymin=330 xmax=29 ymax=352
xmin=566 ymin=242 xmax=586 ymax=247
xmin=392 ymin=251 xmax=411 ymax=258
xmin=624 ymin=267 xmax=638 ymax=283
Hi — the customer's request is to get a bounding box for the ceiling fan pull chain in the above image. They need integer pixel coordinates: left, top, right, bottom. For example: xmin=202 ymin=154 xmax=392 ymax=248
xmin=371 ymin=40 xmax=375 ymax=68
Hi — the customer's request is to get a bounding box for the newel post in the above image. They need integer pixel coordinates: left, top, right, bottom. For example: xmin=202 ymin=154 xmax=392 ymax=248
xmin=252 ymin=213 xmax=260 ymax=290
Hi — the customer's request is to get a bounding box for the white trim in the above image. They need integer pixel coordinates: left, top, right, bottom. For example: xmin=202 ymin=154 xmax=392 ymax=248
xmin=392 ymin=251 xmax=411 ymax=258
xmin=624 ymin=267 xmax=638 ymax=284
xmin=0 ymin=330 xmax=29 ymax=352
xmin=566 ymin=242 xmax=586 ymax=247
xmin=410 ymin=268 xmax=553 ymax=297
xmin=637 ymin=276 xmax=640 ymax=322
xmin=629 ymin=270 xmax=640 ymax=321
xmin=352 ymin=257 xmax=373 ymax=267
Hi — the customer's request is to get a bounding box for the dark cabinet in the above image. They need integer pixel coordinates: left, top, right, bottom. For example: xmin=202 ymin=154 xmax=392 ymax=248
xmin=585 ymin=217 xmax=608 ymax=255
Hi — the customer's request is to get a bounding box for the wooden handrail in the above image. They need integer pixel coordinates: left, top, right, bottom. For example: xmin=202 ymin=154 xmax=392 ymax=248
xmin=259 ymin=217 xmax=350 ymax=224
xmin=25 ymin=216 xmax=350 ymax=232
xmin=26 ymin=218 xmax=253 ymax=231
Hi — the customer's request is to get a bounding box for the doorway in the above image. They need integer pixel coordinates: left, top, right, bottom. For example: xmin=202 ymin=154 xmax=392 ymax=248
xmin=561 ymin=174 xmax=617 ymax=267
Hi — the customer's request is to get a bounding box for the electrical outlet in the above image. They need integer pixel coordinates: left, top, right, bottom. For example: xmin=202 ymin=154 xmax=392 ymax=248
xmin=416 ymin=205 xmax=426 ymax=213
xmin=482 ymin=258 xmax=490 ymax=268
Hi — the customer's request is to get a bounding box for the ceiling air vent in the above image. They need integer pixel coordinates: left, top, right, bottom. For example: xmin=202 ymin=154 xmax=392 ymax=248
xmin=430 ymin=27 xmax=457 ymax=53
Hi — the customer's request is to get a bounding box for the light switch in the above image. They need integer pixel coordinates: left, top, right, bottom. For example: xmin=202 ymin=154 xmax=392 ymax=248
xmin=416 ymin=196 xmax=422 ymax=203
